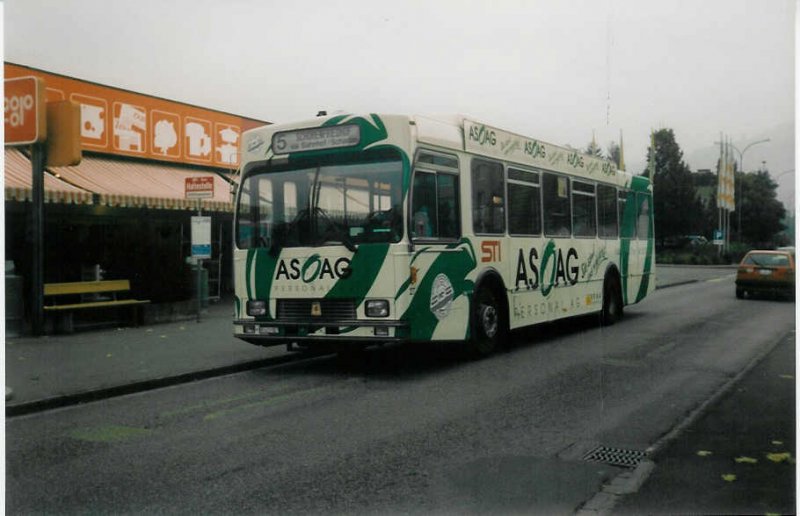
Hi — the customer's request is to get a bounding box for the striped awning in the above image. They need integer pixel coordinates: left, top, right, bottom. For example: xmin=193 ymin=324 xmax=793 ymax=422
xmin=5 ymin=147 xmax=94 ymax=204
xmin=48 ymin=155 xmax=235 ymax=212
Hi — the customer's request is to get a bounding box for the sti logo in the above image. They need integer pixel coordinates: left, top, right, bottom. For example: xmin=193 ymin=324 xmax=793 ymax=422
xmin=481 ymin=240 xmax=501 ymax=263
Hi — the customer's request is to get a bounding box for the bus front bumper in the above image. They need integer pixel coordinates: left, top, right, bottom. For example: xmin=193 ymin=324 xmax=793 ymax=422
xmin=233 ymin=319 xmax=410 ymax=346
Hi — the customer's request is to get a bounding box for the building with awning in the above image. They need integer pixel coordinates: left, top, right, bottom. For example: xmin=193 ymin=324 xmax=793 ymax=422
xmin=5 ymin=147 xmax=93 ymax=205
xmin=48 ymin=154 xmax=235 ymax=212
xmin=4 ymin=63 xmax=269 ymax=332
xmin=6 ymin=146 xmax=236 ymax=211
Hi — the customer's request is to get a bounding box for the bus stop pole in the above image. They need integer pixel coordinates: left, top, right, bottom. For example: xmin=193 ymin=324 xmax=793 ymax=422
xmin=196 ymin=207 xmax=202 ymax=323
xmin=31 ymin=142 xmax=46 ymax=336
xmin=196 ymin=257 xmax=202 ymax=323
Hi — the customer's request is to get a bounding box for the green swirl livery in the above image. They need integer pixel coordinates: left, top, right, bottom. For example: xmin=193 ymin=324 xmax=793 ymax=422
xmin=233 ymin=114 xmax=655 ymax=356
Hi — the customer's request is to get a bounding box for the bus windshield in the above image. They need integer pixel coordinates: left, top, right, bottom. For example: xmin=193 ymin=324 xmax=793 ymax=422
xmin=236 ymin=151 xmax=404 ymax=250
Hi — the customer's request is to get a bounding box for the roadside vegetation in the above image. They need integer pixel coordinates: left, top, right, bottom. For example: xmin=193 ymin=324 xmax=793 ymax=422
xmin=596 ymin=129 xmax=791 ymax=265
xmin=657 ymin=242 xmax=750 ymax=266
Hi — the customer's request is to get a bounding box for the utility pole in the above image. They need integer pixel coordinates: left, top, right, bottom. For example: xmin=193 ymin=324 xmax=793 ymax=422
xmin=31 ymin=143 xmax=46 ymax=335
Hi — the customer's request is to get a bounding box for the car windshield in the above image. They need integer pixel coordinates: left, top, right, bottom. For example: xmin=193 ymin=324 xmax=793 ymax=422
xmin=236 ymin=150 xmax=404 ymax=250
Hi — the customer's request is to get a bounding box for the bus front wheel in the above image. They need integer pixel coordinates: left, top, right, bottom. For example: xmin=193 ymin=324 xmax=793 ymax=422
xmin=468 ymin=287 xmax=506 ymax=357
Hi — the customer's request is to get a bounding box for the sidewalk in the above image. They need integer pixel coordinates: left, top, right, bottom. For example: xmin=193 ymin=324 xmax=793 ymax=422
xmin=5 ymin=298 xmax=290 ymax=413
xmin=613 ymin=331 xmax=795 ymax=515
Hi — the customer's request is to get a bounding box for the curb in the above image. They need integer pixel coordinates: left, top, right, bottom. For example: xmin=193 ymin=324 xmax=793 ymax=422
xmin=644 ymin=330 xmax=791 ymax=458
xmin=655 ymin=264 xmax=737 ymax=269
xmin=6 ymin=352 xmax=313 ymax=418
xmin=655 ymin=280 xmax=699 ymax=290
xmin=575 ymin=330 xmax=793 ymax=515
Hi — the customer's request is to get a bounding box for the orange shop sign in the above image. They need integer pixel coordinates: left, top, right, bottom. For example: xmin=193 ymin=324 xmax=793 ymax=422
xmin=185 ymin=176 xmax=215 ymax=199
xmin=5 ymin=76 xmax=47 ymax=145
xmin=5 ymin=63 xmax=268 ymax=167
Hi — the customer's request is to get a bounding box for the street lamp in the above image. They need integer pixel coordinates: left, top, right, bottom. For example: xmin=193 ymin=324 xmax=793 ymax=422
xmin=727 ymin=138 xmax=770 ymax=241
xmin=775 ymin=169 xmax=794 ymax=210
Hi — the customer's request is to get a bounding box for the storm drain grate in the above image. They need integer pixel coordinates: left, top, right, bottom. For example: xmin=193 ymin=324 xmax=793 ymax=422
xmin=583 ymin=446 xmax=647 ymax=468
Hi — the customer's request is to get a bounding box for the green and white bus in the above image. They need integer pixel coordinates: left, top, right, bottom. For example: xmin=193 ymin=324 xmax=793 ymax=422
xmin=233 ymin=114 xmax=655 ymax=356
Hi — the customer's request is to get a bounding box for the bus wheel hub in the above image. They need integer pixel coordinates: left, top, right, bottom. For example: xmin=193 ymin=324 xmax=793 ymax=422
xmin=480 ymin=304 xmax=498 ymax=338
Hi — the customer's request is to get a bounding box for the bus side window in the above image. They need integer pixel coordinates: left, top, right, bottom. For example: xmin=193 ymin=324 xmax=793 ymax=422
xmin=507 ymin=168 xmax=541 ymax=236
xmin=598 ymin=184 xmax=618 ymax=238
xmin=411 ymin=170 xmax=460 ymax=240
xmin=572 ymin=180 xmax=597 ymax=237
xmin=636 ymin=193 xmax=652 ymax=239
xmin=437 ymin=173 xmax=460 ymax=239
xmin=471 ymin=159 xmax=505 ymax=234
xmin=411 ymin=171 xmax=436 ymax=237
xmin=543 ymin=173 xmax=571 ymax=237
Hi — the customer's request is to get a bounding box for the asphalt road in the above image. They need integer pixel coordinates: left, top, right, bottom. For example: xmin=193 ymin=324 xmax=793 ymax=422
xmin=6 ymin=275 xmax=794 ymax=514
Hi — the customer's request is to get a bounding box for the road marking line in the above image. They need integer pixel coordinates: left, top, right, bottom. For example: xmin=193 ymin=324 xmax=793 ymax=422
xmin=159 ymin=381 xmax=294 ymax=418
xmin=203 ymin=386 xmax=326 ymax=421
xmin=69 ymin=425 xmax=152 ymax=443
xmin=706 ymin=274 xmax=735 ymax=283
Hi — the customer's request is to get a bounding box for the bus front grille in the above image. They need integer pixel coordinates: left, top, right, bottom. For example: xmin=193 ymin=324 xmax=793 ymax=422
xmin=276 ymin=299 xmax=357 ymax=321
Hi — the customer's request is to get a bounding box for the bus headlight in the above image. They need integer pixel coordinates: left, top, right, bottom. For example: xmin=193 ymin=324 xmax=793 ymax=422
xmin=247 ymin=300 xmax=267 ymax=316
xmin=365 ymin=299 xmax=389 ymax=318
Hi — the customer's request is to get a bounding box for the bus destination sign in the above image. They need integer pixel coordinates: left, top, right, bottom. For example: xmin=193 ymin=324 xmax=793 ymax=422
xmin=272 ymin=125 xmax=360 ymax=154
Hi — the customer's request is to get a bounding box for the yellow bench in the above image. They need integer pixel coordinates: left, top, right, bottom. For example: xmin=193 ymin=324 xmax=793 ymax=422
xmin=44 ymin=280 xmax=150 ymax=332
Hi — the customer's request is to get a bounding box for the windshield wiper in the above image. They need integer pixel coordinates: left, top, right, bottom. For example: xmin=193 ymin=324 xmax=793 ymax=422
xmin=310 ymin=206 xmax=357 ymax=252
xmin=333 ymin=228 xmax=358 ymax=252
xmin=320 ymin=218 xmax=357 ymax=252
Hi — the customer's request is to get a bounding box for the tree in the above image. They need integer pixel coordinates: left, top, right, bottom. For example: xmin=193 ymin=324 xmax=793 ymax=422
xmin=643 ymin=128 xmax=705 ymax=245
xmin=585 ymin=134 xmax=603 ymax=158
xmin=691 ymin=169 xmax=718 ymax=238
xmin=734 ymin=170 xmax=786 ymax=246
xmin=607 ymin=141 xmax=621 ymax=170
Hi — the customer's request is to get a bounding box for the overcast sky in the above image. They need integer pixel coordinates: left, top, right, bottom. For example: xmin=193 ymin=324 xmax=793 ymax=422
xmin=5 ymin=0 xmax=796 ymax=205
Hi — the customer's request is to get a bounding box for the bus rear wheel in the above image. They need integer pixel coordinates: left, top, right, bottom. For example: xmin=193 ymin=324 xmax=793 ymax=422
xmin=468 ymin=287 xmax=506 ymax=358
xmin=601 ymin=275 xmax=623 ymax=326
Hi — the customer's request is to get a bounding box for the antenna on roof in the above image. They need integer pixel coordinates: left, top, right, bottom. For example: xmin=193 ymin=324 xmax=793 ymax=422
xmin=316 ymin=110 xmax=327 ymax=117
